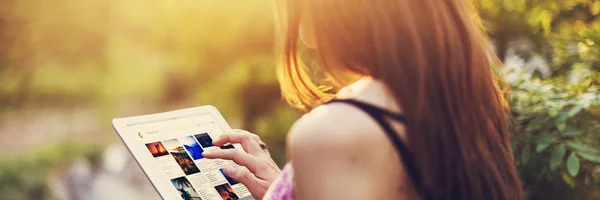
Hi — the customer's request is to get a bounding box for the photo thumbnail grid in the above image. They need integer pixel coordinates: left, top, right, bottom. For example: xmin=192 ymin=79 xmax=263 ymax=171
xmin=145 ymin=132 xmax=244 ymax=200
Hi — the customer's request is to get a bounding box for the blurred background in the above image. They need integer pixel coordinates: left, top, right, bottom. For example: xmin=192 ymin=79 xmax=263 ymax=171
xmin=0 ymin=0 xmax=599 ymax=199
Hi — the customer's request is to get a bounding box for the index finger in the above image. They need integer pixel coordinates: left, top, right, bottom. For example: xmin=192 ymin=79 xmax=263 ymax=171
xmin=213 ymin=131 xmax=264 ymax=155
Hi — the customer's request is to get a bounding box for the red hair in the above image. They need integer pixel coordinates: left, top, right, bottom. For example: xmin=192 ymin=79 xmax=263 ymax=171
xmin=277 ymin=0 xmax=523 ymax=199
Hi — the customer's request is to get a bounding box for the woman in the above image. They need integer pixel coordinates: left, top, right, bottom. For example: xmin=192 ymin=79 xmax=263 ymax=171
xmin=203 ymin=0 xmax=524 ymax=199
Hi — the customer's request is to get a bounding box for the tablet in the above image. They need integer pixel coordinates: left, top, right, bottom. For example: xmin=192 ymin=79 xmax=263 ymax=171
xmin=112 ymin=105 xmax=254 ymax=200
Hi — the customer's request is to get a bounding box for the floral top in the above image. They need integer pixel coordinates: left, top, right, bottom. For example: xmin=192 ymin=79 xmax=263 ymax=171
xmin=262 ymin=162 xmax=295 ymax=200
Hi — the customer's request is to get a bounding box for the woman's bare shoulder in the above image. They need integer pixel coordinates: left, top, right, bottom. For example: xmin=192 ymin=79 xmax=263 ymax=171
xmin=290 ymin=80 xmax=401 ymax=148
xmin=288 ymin=102 xmax=383 ymax=154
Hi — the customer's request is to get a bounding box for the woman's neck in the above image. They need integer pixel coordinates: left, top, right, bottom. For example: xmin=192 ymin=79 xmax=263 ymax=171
xmin=336 ymin=77 xmax=373 ymax=98
xmin=336 ymin=77 xmax=402 ymax=113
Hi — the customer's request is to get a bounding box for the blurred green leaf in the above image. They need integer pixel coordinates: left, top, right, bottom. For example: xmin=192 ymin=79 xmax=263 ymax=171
xmin=557 ymin=123 xmax=566 ymax=132
xmin=549 ymin=107 xmax=559 ymax=117
xmin=567 ymin=153 xmax=580 ymax=177
xmin=550 ymin=144 xmax=566 ymax=171
xmin=536 ymin=135 xmax=558 ymax=152
xmin=525 ymin=122 xmax=544 ymax=132
xmin=556 ymin=112 xmax=570 ymax=123
xmin=578 ymin=152 xmax=600 ymax=163
xmin=568 ymin=104 xmax=584 ymax=117
xmin=565 ymin=140 xmax=600 ymax=154
xmin=561 ymin=129 xmax=583 ymax=137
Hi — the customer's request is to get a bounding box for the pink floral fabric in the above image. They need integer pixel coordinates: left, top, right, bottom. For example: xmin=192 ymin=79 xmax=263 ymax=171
xmin=263 ymin=162 xmax=294 ymax=200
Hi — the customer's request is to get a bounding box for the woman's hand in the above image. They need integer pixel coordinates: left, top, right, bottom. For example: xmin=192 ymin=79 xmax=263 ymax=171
xmin=202 ymin=129 xmax=281 ymax=199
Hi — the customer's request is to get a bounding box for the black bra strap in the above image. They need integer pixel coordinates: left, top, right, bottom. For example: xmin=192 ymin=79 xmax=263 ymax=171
xmin=322 ymin=99 xmax=428 ymax=198
xmin=328 ymin=99 xmax=407 ymax=122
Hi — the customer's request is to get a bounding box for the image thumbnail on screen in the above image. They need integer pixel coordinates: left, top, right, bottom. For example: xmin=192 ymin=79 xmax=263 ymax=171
xmin=146 ymin=142 xmax=169 ymax=157
xmin=214 ymin=183 xmax=239 ymax=200
xmin=178 ymin=136 xmax=204 ymax=160
xmin=195 ymin=133 xmax=214 ymax=148
xmin=170 ymin=176 xmax=202 ymax=200
xmin=163 ymin=139 xmax=201 ymax=175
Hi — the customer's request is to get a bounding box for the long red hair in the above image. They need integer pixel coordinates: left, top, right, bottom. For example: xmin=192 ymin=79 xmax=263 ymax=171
xmin=276 ymin=0 xmax=523 ymax=199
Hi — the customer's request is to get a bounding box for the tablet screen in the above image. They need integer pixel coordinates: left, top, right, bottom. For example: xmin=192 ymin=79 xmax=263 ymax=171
xmin=113 ymin=106 xmax=254 ymax=200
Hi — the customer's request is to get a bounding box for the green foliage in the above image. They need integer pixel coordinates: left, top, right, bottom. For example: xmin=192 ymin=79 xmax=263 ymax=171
xmin=550 ymin=144 xmax=567 ymax=171
xmin=478 ymin=0 xmax=600 ymax=198
xmin=568 ymin=153 xmax=581 ymax=177
xmin=506 ymin=52 xmax=600 ymax=198
xmin=0 ymin=141 xmax=104 ymax=200
xmin=507 ymin=66 xmax=600 ymax=195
